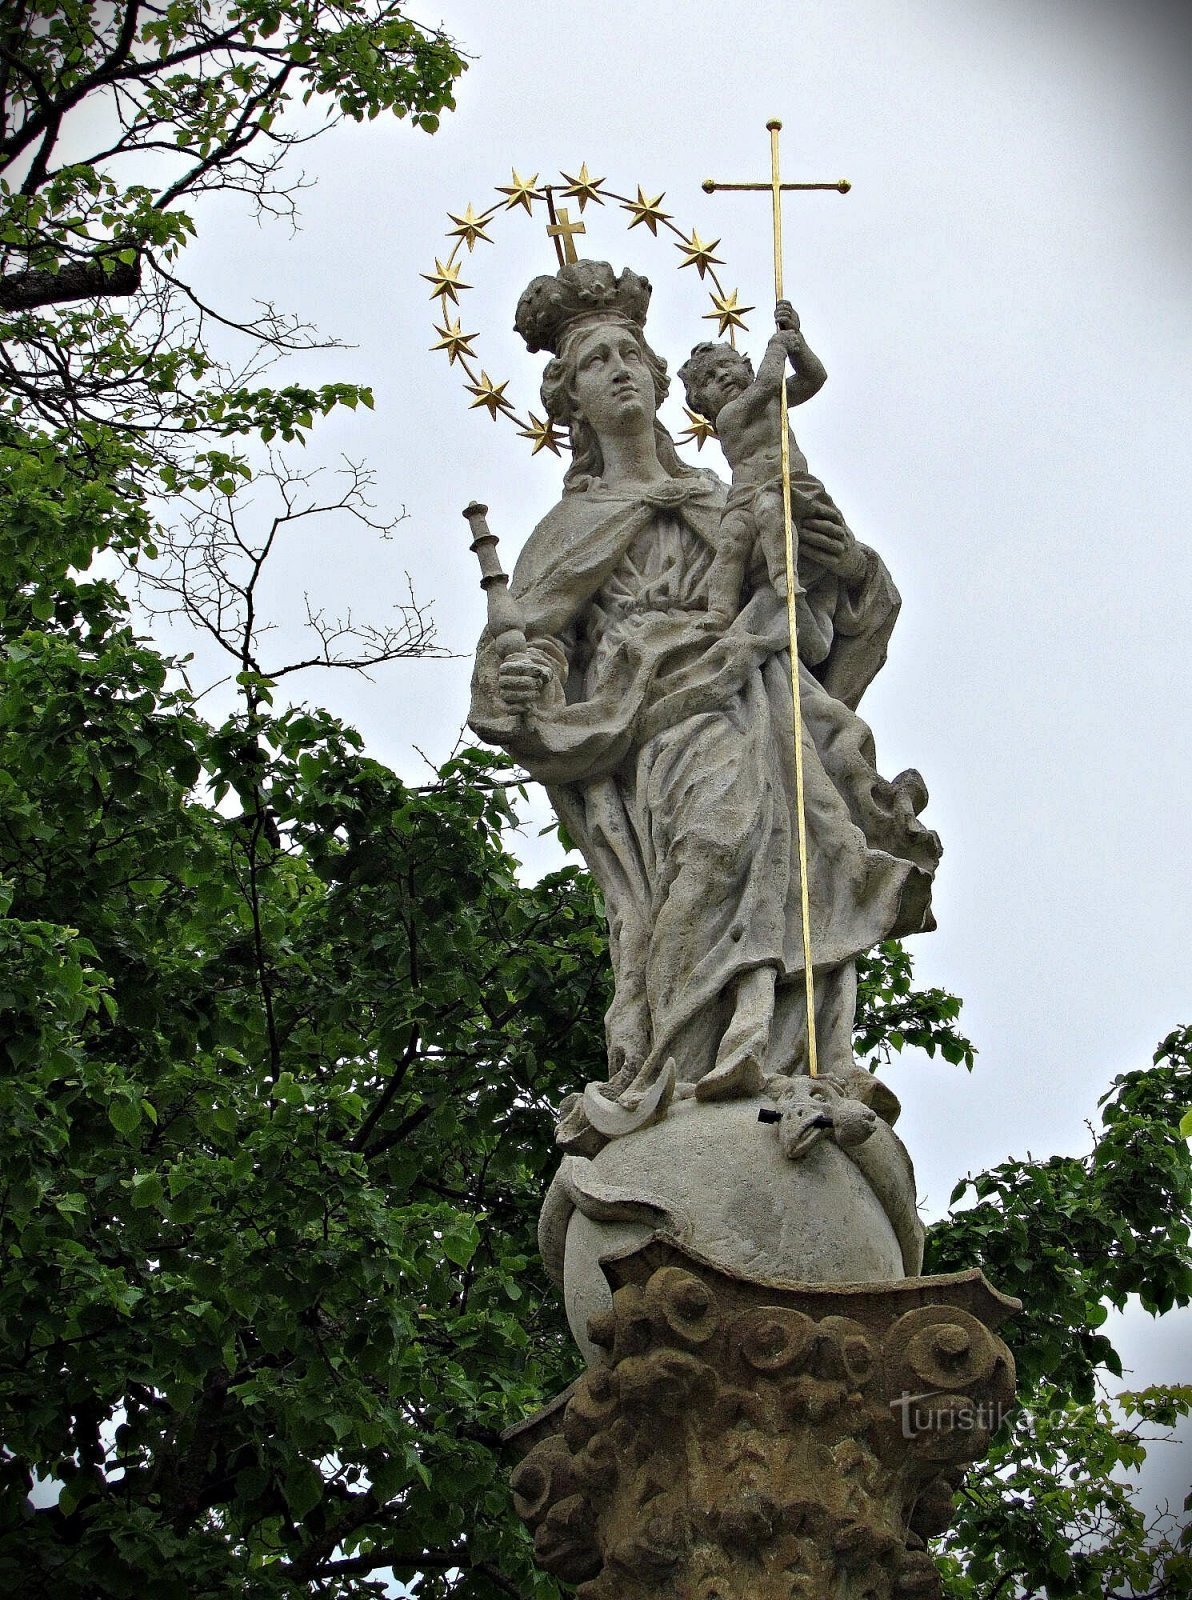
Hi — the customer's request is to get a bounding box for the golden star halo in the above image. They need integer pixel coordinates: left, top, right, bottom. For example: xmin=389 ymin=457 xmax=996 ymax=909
xmin=466 ymin=370 xmax=515 ymax=419
xmin=430 ymin=318 xmax=479 ymax=366
xmin=559 ymin=162 xmax=607 ymax=211
xmin=421 ymin=258 xmax=470 ymax=304
xmin=517 ymin=413 xmax=565 ymax=455
xmin=622 ymin=185 xmax=672 ymax=235
xmin=496 ymin=169 xmax=540 ymax=214
xmin=446 ymin=203 xmax=495 ymax=252
xmin=429 ymin=165 xmax=753 ymax=457
xmin=675 ymin=228 xmax=724 ymax=279
xmin=677 ymin=407 xmax=718 ymax=450
xmin=704 ymin=288 xmax=754 ymax=336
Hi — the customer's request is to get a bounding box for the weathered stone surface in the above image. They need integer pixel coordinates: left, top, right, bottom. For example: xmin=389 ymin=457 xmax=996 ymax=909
xmin=506 ymin=1239 xmax=1019 ymax=1600
xmin=540 ymin=1087 xmax=923 ymax=1365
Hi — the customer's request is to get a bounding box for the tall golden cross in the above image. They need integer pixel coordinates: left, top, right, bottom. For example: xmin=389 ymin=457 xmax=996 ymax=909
xmin=544 ymin=188 xmax=587 ymax=265
xmin=703 ymin=119 xmax=851 ymax=1079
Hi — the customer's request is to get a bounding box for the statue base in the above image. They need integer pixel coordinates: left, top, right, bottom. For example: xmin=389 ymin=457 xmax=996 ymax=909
xmin=542 ymin=1082 xmax=926 ymax=1365
xmin=506 ymin=1238 xmax=1018 ymax=1600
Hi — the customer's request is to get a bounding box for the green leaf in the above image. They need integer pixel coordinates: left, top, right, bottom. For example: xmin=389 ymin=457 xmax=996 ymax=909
xmin=441 ymin=1219 xmax=480 ymax=1268
xmin=283 ymin=1462 xmax=324 ymax=1520
xmin=108 ymin=1098 xmax=142 ymax=1135
xmin=130 ymin=1172 xmax=164 ymax=1210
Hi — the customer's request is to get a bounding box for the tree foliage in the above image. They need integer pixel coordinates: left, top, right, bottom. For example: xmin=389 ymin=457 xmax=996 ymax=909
xmin=928 ymin=1026 xmax=1192 ymax=1600
xmin=936 ymin=1383 xmax=1192 ymax=1600
xmin=855 ymin=939 xmax=976 ymax=1073
xmin=929 ymin=1026 xmax=1192 ymax=1405
xmin=0 ymin=0 xmax=464 ymax=471
xmin=0 ymin=431 xmax=602 ymax=1595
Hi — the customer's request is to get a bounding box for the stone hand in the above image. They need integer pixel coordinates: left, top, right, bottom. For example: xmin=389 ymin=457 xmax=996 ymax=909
xmin=798 ymin=504 xmax=866 ymax=582
xmin=497 ymin=650 xmax=552 ymax=710
xmin=774 ymin=299 xmax=801 ymax=333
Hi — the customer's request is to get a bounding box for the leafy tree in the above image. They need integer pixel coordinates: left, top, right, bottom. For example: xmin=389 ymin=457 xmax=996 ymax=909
xmin=931 ymin=1027 xmax=1192 ymax=1404
xmin=935 ymin=1383 xmax=1192 ymax=1600
xmin=0 ymin=426 xmax=600 ymax=1595
xmin=0 ymin=0 xmax=465 ymax=480
xmin=929 ymin=1026 xmax=1192 ymax=1600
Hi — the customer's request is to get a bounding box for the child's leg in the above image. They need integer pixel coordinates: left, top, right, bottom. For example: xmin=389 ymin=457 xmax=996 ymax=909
xmin=705 ymin=505 xmax=753 ymax=624
xmin=754 ymin=486 xmax=795 ymax=598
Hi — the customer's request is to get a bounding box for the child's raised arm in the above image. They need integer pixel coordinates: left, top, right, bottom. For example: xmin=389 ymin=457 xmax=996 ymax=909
xmin=747 ymin=329 xmax=794 ymax=404
xmin=775 ymin=300 xmax=827 ymax=408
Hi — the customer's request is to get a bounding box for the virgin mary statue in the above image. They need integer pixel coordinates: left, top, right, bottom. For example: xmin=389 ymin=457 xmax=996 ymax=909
xmin=469 ymin=260 xmax=940 ymax=1155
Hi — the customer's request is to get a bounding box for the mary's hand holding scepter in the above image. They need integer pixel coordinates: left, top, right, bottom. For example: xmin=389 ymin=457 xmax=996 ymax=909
xmin=462 ymin=501 xmax=551 ymax=713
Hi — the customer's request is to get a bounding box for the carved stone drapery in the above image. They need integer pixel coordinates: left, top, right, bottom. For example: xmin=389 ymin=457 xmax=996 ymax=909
xmin=506 ymin=1239 xmax=1018 ymax=1600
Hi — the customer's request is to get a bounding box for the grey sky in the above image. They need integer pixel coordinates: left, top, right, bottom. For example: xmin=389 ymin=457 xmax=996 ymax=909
xmin=168 ymin=0 xmax=1190 ymax=1513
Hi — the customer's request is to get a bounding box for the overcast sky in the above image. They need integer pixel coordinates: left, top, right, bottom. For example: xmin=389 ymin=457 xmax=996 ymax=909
xmin=170 ymin=0 xmax=1190 ymax=1510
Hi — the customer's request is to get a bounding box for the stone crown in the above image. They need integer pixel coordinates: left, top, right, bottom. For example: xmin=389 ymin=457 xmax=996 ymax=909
xmin=514 ymin=260 xmax=652 ymax=356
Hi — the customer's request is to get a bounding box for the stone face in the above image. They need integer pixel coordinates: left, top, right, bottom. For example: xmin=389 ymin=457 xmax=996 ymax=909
xmin=507 ymin=1239 xmax=1019 ymax=1600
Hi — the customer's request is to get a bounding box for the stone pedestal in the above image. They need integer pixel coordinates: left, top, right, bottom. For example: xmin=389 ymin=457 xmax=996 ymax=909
xmin=506 ymin=1238 xmax=1018 ymax=1600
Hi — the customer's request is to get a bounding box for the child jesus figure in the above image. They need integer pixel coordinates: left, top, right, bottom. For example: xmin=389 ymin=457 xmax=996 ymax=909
xmin=679 ymin=301 xmax=828 ymax=624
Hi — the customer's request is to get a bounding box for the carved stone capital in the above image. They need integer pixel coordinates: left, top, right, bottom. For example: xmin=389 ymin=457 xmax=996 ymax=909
xmin=507 ymin=1239 xmax=1018 ymax=1600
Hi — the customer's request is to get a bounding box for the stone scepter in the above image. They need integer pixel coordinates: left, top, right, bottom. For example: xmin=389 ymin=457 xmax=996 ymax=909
xmin=462 ymin=499 xmax=526 ymax=657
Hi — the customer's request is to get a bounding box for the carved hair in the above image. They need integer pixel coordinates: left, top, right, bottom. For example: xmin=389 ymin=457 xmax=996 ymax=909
xmin=541 ymin=320 xmax=698 ymax=492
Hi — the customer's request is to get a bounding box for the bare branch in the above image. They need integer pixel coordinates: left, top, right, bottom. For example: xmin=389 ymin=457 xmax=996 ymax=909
xmin=145 ymin=256 xmax=341 ymax=353
xmin=136 ymin=457 xmax=446 ymax=692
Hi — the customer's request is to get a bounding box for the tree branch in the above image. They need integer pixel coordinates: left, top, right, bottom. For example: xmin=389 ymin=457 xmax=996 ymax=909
xmin=0 ymin=253 xmax=141 ymax=311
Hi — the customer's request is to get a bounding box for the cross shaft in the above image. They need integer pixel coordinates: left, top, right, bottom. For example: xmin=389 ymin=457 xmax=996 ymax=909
xmin=702 ymin=119 xmax=851 ymax=1077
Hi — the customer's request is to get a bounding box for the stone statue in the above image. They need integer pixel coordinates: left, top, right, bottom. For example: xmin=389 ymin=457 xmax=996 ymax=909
xmin=470 ymin=257 xmax=939 ymax=1117
xmin=468 ymin=257 xmax=944 ymax=1347
xmin=472 ymin=258 xmax=1017 ymax=1600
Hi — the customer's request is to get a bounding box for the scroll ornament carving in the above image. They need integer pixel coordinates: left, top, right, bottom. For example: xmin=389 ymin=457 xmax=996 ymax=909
xmin=509 ymin=1247 xmax=1016 ymax=1600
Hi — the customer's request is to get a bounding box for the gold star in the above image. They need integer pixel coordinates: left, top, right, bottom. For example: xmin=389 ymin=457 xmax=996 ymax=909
xmin=677 ymin=407 xmax=717 ymax=450
xmin=446 ymin=203 xmax=494 ymax=252
xmin=496 ymin=169 xmax=540 ymax=214
xmin=559 ymin=162 xmax=607 ymax=212
xmin=466 ymin=371 xmax=515 ymax=420
xmin=703 ymin=288 xmax=754 ymax=336
xmin=675 ymin=228 xmax=724 ymax=280
xmin=622 ymin=185 xmax=672 ymax=236
xmin=430 ymin=317 xmax=479 ymax=366
xmin=421 ymin=258 xmax=470 ymax=304
xmin=517 ymin=412 xmax=564 ymax=456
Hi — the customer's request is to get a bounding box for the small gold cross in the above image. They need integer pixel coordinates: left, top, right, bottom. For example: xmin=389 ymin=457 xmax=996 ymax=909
xmin=546 ymin=205 xmax=587 ymax=265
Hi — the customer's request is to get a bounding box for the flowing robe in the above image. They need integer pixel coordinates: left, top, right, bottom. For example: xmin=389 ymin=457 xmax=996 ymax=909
xmin=469 ymin=471 xmax=940 ymax=1113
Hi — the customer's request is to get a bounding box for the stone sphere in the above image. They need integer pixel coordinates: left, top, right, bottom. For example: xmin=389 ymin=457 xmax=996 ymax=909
xmin=563 ymin=1095 xmax=907 ymax=1364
